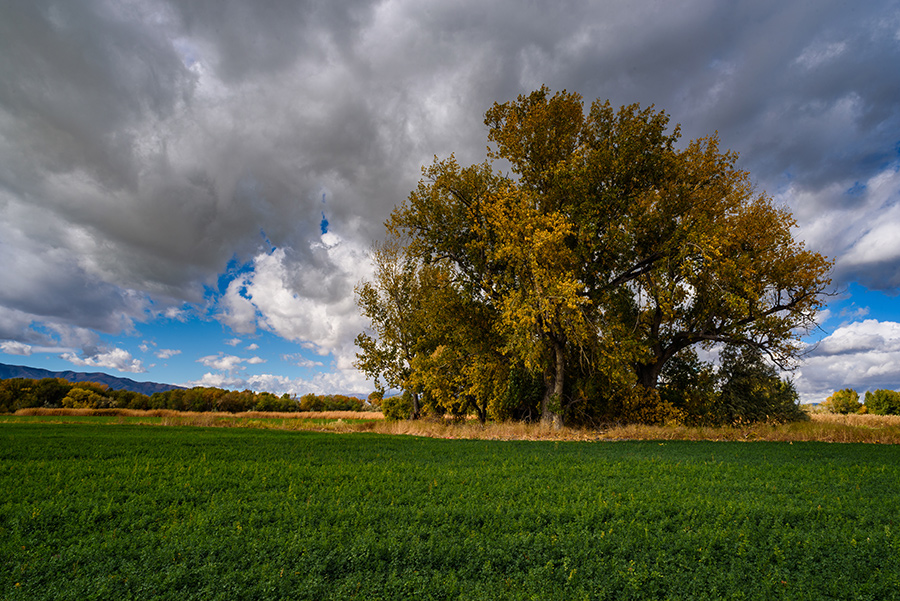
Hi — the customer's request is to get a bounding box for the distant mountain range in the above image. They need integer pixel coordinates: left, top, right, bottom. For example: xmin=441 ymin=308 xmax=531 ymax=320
xmin=0 ymin=362 xmax=185 ymax=396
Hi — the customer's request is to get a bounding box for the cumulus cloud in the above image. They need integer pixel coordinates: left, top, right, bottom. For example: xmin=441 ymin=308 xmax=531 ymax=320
xmin=795 ymin=320 xmax=900 ymax=403
xmin=155 ymin=348 xmax=182 ymax=359
xmin=1 ymin=341 xmax=34 ymax=356
xmin=197 ymin=353 xmax=246 ymax=372
xmin=61 ymin=348 xmax=146 ymax=373
xmin=785 ymin=163 xmax=900 ymax=292
xmin=186 ymin=370 xmax=370 ymax=397
xmin=216 ymin=232 xmax=371 ymax=371
xmin=283 ymin=353 xmax=325 ymax=369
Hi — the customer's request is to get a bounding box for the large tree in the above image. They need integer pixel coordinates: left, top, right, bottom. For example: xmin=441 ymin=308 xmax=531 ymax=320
xmin=364 ymin=87 xmax=831 ymax=426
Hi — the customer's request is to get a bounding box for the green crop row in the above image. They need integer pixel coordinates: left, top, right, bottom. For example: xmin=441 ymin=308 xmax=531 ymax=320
xmin=1 ymin=423 xmax=898 ymax=600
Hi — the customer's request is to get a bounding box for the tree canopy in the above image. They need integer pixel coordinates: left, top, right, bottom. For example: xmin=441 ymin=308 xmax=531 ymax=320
xmin=356 ymin=87 xmax=832 ymax=426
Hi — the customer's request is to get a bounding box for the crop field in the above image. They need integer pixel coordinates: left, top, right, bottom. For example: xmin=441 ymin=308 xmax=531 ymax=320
xmin=2 ymin=423 xmax=898 ymax=600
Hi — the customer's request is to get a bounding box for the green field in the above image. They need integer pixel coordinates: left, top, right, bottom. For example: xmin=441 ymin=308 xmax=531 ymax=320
xmin=2 ymin=423 xmax=898 ymax=600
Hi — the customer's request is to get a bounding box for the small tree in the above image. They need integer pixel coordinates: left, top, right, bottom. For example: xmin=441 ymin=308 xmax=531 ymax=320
xmin=824 ymin=389 xmax=861 ymax=414
xmin=716 ymin=345 xmax=806 ymax=424
xmin=863 ymin=389 xmax=900 ymax=415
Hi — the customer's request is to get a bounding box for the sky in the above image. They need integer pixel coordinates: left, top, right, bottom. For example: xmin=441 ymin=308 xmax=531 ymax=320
xmin=1 ymin=0 xmax=899 ymax=403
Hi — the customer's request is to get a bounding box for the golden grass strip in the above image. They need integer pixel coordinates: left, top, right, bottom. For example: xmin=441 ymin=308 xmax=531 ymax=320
xmin=9 ymin=407 xmax=900 ymax=443
xmin=14 ymin=408 xmax=383 ymax=420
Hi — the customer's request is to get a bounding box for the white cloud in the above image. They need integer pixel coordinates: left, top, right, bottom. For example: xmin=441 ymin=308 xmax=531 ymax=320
xmin=61 ymin=347 xmax=145 ymax=373
xmin=1 ymin=341 xmax=33 ymax=355
xmin=788 ymin=163 xmax=900 ymax=291
xmin=163 ymin=306 xmax=189 ymax=321
xmin=795 ymin=320 xmax=900 ymax=403
xmin=282 ymin=353 xmax=325 ymax=368
xmin=793 ymin=41 xmax=848 ymax=70
xmin=246 ymin=343 xmax=259 ymax=351
xmin=197 ymin=353 xmax=245 ymax=372
xmin=246 ymin=356 xmax=266 ymax=365
xmin=189 ymin=372 xmax=247 ymax=390
xmin=186 ymin=368 xmax=371 ymax=397
xmin=216 ymin=233 xmax=371 ymax=369
xmin=225 ymin=338 xmax=242 ymax=347
xmin=155 ymin=348 xmax=182 ymax=360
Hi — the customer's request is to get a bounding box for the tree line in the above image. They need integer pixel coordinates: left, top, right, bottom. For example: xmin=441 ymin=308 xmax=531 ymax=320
xmin=823 ymin=388 xmax=900 ymax=415
xmin=355 ymin=87 xmax=832 ymax=427
xmin=0 ymin=378 xmax=375 ymax=414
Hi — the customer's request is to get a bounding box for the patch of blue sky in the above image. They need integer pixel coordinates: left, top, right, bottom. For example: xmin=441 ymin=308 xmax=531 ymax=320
xmin=808 ymin=282 xmax=899 ymax=345
xmin=206 ymin=254 xmax=257 ymax=299
xmin=122 ymin=318 xmax=331 ymax=387
xmin=846 ymin=181 xmax=867 ymax=196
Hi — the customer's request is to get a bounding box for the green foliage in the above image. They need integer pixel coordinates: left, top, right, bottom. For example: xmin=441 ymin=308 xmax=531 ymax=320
xmin=2 ymin=424 xmax=899 ymax=600
xmin=864 ymin=389 xmax=900 ymax=415
xmin=381 ymin=391 xmax=414 ymax=421
xmin=492 ymin=367 xmax=543 ymax=422
xmin=716 ymin=345 xmax=806 ymax=425
xmin=824 ymin=388 xmax=862 ymax=414
xmin=658 ymin=350 xmax=718 ymax=424
xmin=0 ymin=379 xmax=376 ymax=415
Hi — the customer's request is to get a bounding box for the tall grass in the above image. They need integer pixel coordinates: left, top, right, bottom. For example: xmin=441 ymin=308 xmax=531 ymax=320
xmin=14 ymin=407 xmax=382 ymax=420
xmin=10 ymin=407 xmax=900 ymax=443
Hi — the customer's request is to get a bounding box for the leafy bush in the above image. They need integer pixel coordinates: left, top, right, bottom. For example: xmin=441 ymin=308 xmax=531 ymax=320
xmin=381 ymin=391 xmax=413 ymax=420
xmin=864 ymin=389 xmax=900 ymax=415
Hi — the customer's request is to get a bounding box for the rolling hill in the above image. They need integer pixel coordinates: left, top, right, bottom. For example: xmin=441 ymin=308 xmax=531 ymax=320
xmin=0 ymin=362 xmax=184 ymax=396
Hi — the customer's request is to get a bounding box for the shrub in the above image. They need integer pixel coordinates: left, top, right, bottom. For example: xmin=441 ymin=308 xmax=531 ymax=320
xmin=381 ymin=391 xmax=413 ymax=420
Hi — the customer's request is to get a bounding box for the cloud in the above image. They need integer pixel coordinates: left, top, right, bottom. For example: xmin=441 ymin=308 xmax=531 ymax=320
xmin=246 ymin=343 xmax=259 ymax=351
xmin=61 ymin=347 xmax=146 ymax=373
xmin=1 ymin=341 xmax=34 ymax=356
xmin=794 ymin=320 xmax=900 ymax=403
xmin=186 ymin=369 xmax=369 ymax=397
xmin=155 ymin=348 xmax=182 ymax=359
xmin=197 ymin=353 xmax=245 ymax=372
xmin=787 ymin=163 xmax=900 ymax=292
xmin=189 ymin=372 xmax=247 ymax=390
xmin=216 ymin=232 xmax=370 ymax=368
xmin=282 ymin=353 xmax=325 ymax=368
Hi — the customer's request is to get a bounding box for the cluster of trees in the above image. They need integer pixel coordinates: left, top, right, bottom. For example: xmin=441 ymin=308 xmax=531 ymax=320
xmin=356 ymin=87 xmax=831 ymax=427
xmin=823 ymin=388 xmax=900 ymax=415
xmin=0 ymin=378 xmax=375 ymax=414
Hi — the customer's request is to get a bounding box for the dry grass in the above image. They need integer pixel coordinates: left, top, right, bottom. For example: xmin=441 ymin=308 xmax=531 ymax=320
xmin=9 ymin=407 xmax=900 ymax=443
xmin=14 ymin=408 xmax=383 ymax=420
xmin=16 ymin=407 xmax=187 ymax=418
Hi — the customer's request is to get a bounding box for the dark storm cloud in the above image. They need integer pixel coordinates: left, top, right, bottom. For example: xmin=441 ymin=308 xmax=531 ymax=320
xmin=1 ymin=0 xmax=899 ymax=366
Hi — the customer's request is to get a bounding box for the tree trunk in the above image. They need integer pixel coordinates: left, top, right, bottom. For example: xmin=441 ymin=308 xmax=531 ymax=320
xmin=541 ymin=340 xmax=565 ymax=429
xmin=409 ymin=392 xmax=420 ymax=420
xmin=636 ymin=361 xmax=664 ymax=391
